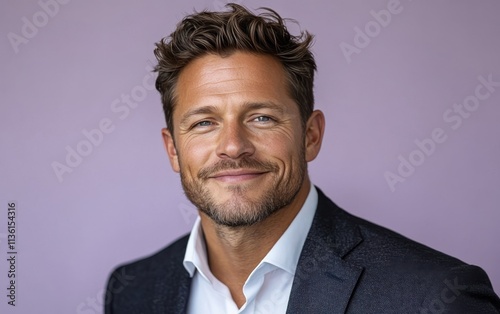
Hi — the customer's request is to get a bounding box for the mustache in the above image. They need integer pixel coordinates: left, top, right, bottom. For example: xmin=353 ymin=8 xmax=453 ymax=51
xmin=198 ymin=157 xmax=279 ymax=180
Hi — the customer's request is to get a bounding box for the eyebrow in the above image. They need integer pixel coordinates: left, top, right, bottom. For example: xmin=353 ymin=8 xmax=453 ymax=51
xmin=179 ymin=105 xmax=218 ymax=126
xmin=243 ymin=101 xmax=285 ymax=115
xmin=179 ymin=101 xmax=285 ymax=126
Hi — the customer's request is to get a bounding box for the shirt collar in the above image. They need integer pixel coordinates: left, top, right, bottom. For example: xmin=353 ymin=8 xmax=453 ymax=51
xmin=183 ymin=217 xmax=207 ymax=278
xmin=183 ymin=185 xmax=318 ymax=277
xmin=261 ymin=185 xmax=317 ymax=274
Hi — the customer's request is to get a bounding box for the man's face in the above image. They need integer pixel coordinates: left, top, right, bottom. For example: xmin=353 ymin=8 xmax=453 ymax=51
xmin=163 ymin=52 xmax=315 ymax=227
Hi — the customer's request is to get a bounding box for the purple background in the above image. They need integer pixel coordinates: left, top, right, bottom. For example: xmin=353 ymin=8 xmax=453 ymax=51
xmin=1 ymin=0 xmax=499 ymax=312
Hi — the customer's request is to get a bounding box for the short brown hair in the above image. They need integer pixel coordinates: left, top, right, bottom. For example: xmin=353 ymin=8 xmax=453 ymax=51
xmin=154 ymin=3 xmax=316 ymax=135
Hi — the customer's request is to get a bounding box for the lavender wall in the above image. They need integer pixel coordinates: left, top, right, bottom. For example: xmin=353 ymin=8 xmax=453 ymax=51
xmin=1 ymin=0 xmax=499 ymax=312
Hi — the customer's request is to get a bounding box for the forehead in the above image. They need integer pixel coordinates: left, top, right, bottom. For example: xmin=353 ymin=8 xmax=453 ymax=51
xmin=174 ymin=52 xmax=293 ymax=115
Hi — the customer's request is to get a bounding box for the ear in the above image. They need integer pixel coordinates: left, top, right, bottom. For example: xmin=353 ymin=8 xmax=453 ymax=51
xmin=304 ymin=110 xmax=325 ymax=162
xmin=162 ymin=128 xmax=180 ymax=173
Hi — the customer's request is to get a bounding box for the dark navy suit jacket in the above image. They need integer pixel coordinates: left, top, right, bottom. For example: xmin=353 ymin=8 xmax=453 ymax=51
xmin=105 ymin=189 xmax=500 ymax=313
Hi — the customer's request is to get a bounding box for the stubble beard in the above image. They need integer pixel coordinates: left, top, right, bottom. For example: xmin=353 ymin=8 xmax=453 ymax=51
xmin=179 ymin=153 xmax=306 ymax=228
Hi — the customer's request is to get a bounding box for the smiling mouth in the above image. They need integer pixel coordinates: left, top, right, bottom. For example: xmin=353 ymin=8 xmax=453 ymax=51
xmin=209 ymin=169 xmax=268 ymax=183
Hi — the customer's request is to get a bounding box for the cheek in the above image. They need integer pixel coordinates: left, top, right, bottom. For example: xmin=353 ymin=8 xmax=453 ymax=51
xmin=254 ymin=125 xmax=297 ymax=148
xmin=178 ymin=138 xmax=215 ymax=173
xmin=256 ymin=132 xmax=302 ymax=166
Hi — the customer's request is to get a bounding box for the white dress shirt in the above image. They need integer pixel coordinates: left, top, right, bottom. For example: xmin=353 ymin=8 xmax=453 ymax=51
xmin=183 ymin=186 xmax=318 ymax=314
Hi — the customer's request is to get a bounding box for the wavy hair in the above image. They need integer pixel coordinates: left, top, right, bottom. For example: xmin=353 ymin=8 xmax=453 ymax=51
xmin=154 ymin=3 xmax=316 ymax=135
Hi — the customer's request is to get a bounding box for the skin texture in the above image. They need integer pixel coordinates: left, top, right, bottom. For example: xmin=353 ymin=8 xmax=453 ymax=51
xmin=162 ymin=51 xmax=325 ymax=308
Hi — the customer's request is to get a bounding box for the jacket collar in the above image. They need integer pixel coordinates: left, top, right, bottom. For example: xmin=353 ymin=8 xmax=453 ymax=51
xmin=286 ymin=187 xmax=364 ymax=314
xmin=150 ymin=236 xmax=192 ymax=314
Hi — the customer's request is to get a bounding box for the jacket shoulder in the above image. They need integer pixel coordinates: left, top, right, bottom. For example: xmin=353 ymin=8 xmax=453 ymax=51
xmin=313 ymin=189 xmax=500 ymax=312
xmin=104 ymin=234 xmax=191 ymax=313
xmin=348 ymin=210 xmax=465 ymax=266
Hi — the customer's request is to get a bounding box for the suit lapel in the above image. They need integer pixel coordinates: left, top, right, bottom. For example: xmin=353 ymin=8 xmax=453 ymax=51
xmin=286 ymin=188 xmax=364 ymax=314
xmin=149 ymin=240 xmax=192 ymax=314
xmin=153 ymin=270 xmax=191 ymax=314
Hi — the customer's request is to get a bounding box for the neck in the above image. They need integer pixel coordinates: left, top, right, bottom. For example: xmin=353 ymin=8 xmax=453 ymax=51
xmin=199 ymin=178 xmax=311 ymax=307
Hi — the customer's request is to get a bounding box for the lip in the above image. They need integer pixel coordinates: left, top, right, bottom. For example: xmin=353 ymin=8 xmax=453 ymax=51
xmin=209 ymin=169 xmax=268 ymax=183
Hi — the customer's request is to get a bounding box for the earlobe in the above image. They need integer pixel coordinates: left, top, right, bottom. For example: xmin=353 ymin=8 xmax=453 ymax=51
xmin=162 ymin=128 xmax=180 ymax=173
xmin=304 ymin=110 xmax=325 ymax=162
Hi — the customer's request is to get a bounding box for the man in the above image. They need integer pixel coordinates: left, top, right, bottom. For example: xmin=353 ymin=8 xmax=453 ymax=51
xmin=105 ymin=4 xmax=500 ymax=313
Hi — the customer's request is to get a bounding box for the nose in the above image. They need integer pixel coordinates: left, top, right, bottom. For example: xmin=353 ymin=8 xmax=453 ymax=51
xmin=215 ymin=120 xmax=255 ymax=159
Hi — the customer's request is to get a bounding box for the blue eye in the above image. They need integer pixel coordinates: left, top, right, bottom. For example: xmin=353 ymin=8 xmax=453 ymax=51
xmin=195 ymin=121 xmax=212 ymax=127
xmin=254 ymin=116 xmax=272 ymax=122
